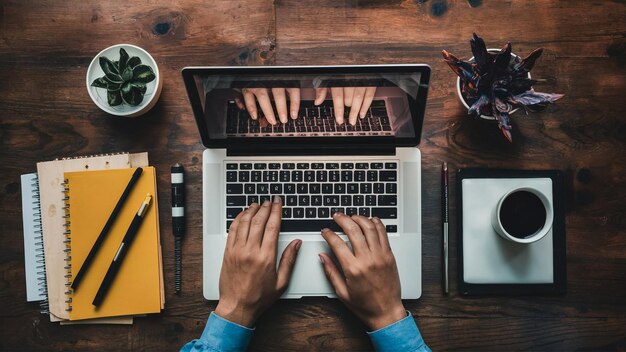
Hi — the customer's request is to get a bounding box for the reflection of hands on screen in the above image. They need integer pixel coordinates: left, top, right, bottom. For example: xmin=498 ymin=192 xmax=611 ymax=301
xmin=314 ymin=87 xmax=377 ymax=125
xmin=238 ymin=88 xmax=300 ymax=125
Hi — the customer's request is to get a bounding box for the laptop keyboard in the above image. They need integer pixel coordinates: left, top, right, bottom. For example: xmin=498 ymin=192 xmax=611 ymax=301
xmin=226 ymin=100 xmax=393 ymax=137
xmin=225 ymin=161 xmax=398 ymax=233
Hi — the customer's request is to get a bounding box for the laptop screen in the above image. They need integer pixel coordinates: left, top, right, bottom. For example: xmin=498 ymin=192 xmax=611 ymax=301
xmin=182 ymin=66 xmax=430 ymax=149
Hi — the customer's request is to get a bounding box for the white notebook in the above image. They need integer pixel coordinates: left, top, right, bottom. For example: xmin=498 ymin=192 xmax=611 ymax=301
xmin=461 ymin=177 xmax=554 ymax=284
xmin=21 ymin=173 xmax=48 ymax=304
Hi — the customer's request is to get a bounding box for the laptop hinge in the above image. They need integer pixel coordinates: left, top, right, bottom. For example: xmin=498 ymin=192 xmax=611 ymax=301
xmin=226 ymin=145 xmax=395 ymax=157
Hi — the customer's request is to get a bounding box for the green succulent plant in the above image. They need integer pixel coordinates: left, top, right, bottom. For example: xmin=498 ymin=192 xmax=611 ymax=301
xmin=91 ymin=48 xmax=156 ymax=107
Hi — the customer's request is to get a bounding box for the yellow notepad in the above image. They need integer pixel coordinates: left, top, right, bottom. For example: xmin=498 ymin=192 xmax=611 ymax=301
xmin=37 ymin=152 xmax=148 ymax=323
xmin=64 ymin=167 xmax=162 ymax=320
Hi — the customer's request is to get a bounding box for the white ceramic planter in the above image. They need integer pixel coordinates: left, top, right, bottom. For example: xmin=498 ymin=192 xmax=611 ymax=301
xmin=86 ymin=44 xmax=163 ymax=117
xmin=456 ymin=48 xmax=530 ymax=120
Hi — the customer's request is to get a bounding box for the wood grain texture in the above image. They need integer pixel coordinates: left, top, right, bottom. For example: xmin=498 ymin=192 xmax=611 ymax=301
xmin=1 ymin=0 xmax=625 ymax=351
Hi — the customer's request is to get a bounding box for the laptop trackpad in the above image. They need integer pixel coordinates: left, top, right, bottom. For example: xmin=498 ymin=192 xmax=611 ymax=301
xmin=278 ymin=239 xmax=336 ymax=298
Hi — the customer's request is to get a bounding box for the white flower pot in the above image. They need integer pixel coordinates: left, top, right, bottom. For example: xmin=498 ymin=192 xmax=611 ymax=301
xmin=86 ymin=44 xmax=163 ymax=117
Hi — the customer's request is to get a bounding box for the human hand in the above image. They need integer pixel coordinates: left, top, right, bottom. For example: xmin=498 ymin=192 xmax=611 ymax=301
xmin=238 ymin=87 xmax=301 ymax=125
xmin=215 ymin=197 xmax=302 ymax=327
xmin=314 ymin=87 xmax=377 ymax=125
xmin=319 ymin=213 xmax=406 ymax=331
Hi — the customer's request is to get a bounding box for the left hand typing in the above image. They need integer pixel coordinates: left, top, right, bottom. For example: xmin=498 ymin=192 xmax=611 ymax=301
xmin=214 ymin=196 xmax=302 ymax=328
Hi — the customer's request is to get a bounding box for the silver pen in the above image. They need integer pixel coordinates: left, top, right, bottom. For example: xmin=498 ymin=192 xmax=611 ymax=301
xmin=442 ymin=162 xmax=449 ymax=294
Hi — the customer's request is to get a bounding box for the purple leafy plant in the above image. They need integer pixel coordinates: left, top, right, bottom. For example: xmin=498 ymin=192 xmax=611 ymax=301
xmin=442 ymin=33 xmax=564 ymax=142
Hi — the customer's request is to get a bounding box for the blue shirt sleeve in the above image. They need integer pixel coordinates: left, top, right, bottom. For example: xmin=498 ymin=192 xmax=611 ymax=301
xmin=367 ymin=312 xmax=431 ymax=352
xmin=180 ymin=312 xmax=255 ymax=352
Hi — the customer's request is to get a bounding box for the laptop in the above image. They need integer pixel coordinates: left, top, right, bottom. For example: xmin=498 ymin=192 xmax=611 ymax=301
xmin=182 ymin=65 xmax=431 ymax=300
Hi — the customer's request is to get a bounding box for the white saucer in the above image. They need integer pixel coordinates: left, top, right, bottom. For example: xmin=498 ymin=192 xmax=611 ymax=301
xmin=461 ymin=177 xmax=554 ymax=284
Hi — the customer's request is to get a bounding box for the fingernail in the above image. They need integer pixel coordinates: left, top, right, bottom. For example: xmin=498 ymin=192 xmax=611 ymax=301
xmin=280 ymin=113 xmax=287 ymax=123
xmin=263 ymin=200 xmax=270 ymax=206
xmin=296 ymin=240 xmax=302 ymax=251
xmin=332 ymin=212 xmax=342 ymax=218
xmin=291 ymin=110 xmax=297 ymax=119
xmin=273 ymin=195 xmax=281 ymax=204
xmin=360 ymin=112 xmax=366 ymax=118
xmin=318 ymin=254 xmax=325 ymax=264
xmin=372 ymin=217 xmax=380 ymax=223
xmin=252 ymin=112 xmax=257 ymax=120
xmin=321 ymin=227 xmax=330 ymax=233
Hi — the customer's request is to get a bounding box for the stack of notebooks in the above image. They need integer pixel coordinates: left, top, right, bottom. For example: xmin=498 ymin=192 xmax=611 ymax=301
xmin=20 ymin=152 xmax=164 ymax=324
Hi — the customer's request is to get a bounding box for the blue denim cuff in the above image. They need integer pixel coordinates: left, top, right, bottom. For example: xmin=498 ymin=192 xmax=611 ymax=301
xmin=181 ymin=312 xmax=255 ymax=352
xmin=367 ymin=312 xmax=430 ymax=352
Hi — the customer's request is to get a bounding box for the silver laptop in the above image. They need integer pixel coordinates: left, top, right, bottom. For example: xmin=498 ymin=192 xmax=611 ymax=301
xmin=182 ymin=65 xmax=431 ymax=300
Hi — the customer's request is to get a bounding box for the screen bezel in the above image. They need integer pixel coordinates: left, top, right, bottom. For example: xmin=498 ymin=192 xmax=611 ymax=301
xmin=181 ymin=65 xmax=431 ymax=150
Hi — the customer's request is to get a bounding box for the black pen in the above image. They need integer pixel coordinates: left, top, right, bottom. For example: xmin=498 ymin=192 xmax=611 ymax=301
xmin=442 ymin=162 xmax=449 ymax=294
xmin=93 ymin=194 xmax=152 ymax=307
xmin=71 ymin=167 xmax=143 ymax=291
xmin=171 ymin=163 xmax=186 ymax=294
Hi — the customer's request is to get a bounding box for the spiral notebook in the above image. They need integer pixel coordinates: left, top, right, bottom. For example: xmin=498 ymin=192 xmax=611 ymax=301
xmin=63 ymin=167 xmax=163 ymax=320
xmin=20 ymin=173 xmax=48 ymax=308
xmin=36 ymin=152 xmax=148 ymax=323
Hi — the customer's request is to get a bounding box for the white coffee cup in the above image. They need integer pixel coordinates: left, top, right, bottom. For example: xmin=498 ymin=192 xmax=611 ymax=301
xmin=492 ymin=187 xmax=553 ymax=244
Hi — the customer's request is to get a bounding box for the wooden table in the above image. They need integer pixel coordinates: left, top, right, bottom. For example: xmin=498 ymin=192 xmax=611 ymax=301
xmin=1 ymin=0 xmax=625 ymax=350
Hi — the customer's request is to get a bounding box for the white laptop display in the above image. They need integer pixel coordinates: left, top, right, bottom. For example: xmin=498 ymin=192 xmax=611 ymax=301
xmin=182 ymin=65 xmax=431 ymax=300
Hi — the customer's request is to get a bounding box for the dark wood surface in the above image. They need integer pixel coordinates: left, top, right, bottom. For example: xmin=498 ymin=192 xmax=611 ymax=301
xmin=1 ymin=0 xmax=625 ymax=350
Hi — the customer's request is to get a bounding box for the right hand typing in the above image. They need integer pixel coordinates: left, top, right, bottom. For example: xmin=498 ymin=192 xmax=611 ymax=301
xmin=319 ymin=213 xmax=407 ymax=331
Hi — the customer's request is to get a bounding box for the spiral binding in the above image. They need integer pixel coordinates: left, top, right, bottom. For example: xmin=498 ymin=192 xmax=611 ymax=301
xmin=56 ymin=152 xmax=126 ymax=161
xmin=32 ymin=176 xmax=50 ymax=315
xmin=61 ymin=179 xmax=73 ymax=312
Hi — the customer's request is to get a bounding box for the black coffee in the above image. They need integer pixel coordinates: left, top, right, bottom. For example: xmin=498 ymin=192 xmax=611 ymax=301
xmin=499 ymin=190 xmax=547 ymax=239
